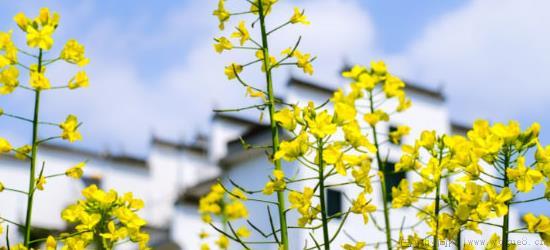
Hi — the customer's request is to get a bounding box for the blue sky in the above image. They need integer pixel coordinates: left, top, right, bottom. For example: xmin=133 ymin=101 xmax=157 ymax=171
xmin=1 ymin=0 xmax=550 ymax=214
xmin=363 ymin=0 xmax=466 ymax=53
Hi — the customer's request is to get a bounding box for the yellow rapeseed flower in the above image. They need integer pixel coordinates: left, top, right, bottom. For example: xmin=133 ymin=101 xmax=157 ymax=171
xmin=349 ymin=155 xmax=373 ymax=193
xmin=36 ymin=176 xmax=46 ymax=190
xmin=342 ymin=242 xmax=366 ymax=250
xmin=36 ymin=8 xmax=60 ymax=27
xmin=101 ymin=221 xmax=128 ymax=241
xmin=342 ymin=65 xmax=367 ymax=80
xmin=15 ymin=144 xmax=31 ymax=160
xmin=213 ymin=37 xmax=233 ymax=54
xmin=65 ymin=162 xmax=86 ymax=179
xmin=46 ymin=235 xmax=56 ymax=250
xmin=0 ymin=31 xmax=18 ymax=67
xmin=490 ymin=120 xmax=520 ymax=146
xmin=383 ymin=75 xmax=405 ymax=98
xmin=212 ymin=0 xmax=230 ymax=30
xmin=294 ymin=50 xmax=313 ymax=75
xmin=363 ymin=109 xmax=389 ymax=126
xmin=199 ymin=230 xmax=209 ymax=239
xmin=371 ymin=60 xmax=387 ymax=75
xmin=231 ymin=21 xmax=250 ymax=46
xmin=523 ymin=213 xmax=550 ymax=246
xmin=250 ymin=0 xmax=278 ymax=16
xmin=245 ymin=86 xmax=265 ymax=100
xmin=290 ymin=8 xmax=310 ymax=25
xmin=334 ymin=101 xmax=356 ymax=124
xmin=262 ymin=169 xmax=286 ymax=195
xmin=255 ymin=49 xmax=277 ymax=72
xmin=0 ymin=66 xmax=20 ymax=94
xmin=396 ymin=92 xmax=412 ymax=112
xmin=289 ymin=187 xmax=314 ymax=215
xmin=10 ymin=244 xmax=28 ymax=250
xmin=224 ymin=200 xmax=248 ymax=220
xmin=389 ymin=125 xmax=410 ymax=144
xmin=60 ymin=39 xmax=89 ymax=66
xmin=418 ymin=130 xmax=436 ymax=150
xmin=0 ymin=138 xmax=12 ymax=153
xmin=13 ymin=13 xmax=31 ymax=32
xmin=274 ymin=107 xmax=298 ymax=131
xmin=30 ymin=71 xmax=51 ymax=90
xmin=26 ymin=25 xmax=55 ymax=50
xmin=274 ymin=132 xmax=309 ymax=161
xmin=483 ymin=186 xmax=512 ymax=217
xmin=59 ymin=114 xmax=82 ymax=142
xmin=350 ymin=192 xmax=376 ymax=224
xmin=215 ymin=235 xmax=229 ymax=250
xmin=323 ymin=143 xmax=346 ymax=175
xmin=391 ymin=179 xmax=417 ymax=208
xmin=506 ymin=156 xmax=544 ymax=192
xmin=305 ymin=111 xmax=336 ymax=138
xmin=224 ymin=63 xmax=242 ymax=80
xmin=68 ymin=71 xmax=89 ymax=89
xmin=343 ymin=121 xmax=376 ymax=152
xmin=236 ymin=226 xmax=251 ymax=238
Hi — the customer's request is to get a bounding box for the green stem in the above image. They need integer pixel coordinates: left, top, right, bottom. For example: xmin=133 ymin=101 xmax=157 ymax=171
xmin=433 ymin=146 xmax=444 ymax=250
xmin=456 ymin=230 xmax=461 ymax=250
xmin=257 ymin=1 xmax=289 ymax=249
xmin=368 ymin=91 xmax=392 ymax=250
xmin=433 ymin=182 xmax=441 ymax=250
xmin=317 ymin=139 xmax=330 ymax=250
xmin=501 ymin=146 xmax=511 ymax=250
xmin=24 ymin=48 xmax=43 ymax=247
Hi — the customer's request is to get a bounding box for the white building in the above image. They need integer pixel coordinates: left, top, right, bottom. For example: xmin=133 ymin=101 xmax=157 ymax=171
xmin=0 ymin=75 xmax=540 ymax=249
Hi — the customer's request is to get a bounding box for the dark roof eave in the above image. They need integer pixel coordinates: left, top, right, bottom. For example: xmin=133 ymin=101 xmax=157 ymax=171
xmin=211 ymin=113 xmax=261 ymax=126
xmin=41 ymin=143 xmax=148 ymax=169
xmin=451 ymin=121 xmax=472 ymax=135
xmin=151 ymin=136 xmax=207 ymax=154
xmin=176 ymin=177 xmax=219 ymax=205
xmin=288 ymin=73 xmax=445 ymax=101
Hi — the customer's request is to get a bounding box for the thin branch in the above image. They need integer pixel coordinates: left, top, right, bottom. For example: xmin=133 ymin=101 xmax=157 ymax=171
xmin=227 ymin=222 xmax=251 ymax=250
xmin=2 ymin=187 xmax=28 ymax=195
xmin=0 ymin=216 xmax=25 ymax=228
xmin=267 ymin=21 xmax=291 ymax=36
xmin=267 ymin=206 xmax=281 ymax=244
xmin=511 ymin=196 xmax=547 ymax=204
xmin=214 ymin=104 xmax=267 ymax=113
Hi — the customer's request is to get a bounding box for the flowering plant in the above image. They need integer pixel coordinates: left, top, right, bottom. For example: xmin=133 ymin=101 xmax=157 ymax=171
xmin=0 ymin=8 xmax=148 ymax=250
xmin=201 ymin=1 xmax=550 ymax=250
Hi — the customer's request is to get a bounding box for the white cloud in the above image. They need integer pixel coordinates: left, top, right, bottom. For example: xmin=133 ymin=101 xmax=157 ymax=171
xmin=9 ymin=0 xmax=550 ymax=157
xmin=387 ymin=0 xmax=550 ymax=125
xmin=115 ymin=0 xmax=375 ymax=152
xmin=1 ymin=0 xmax=375 ymax=154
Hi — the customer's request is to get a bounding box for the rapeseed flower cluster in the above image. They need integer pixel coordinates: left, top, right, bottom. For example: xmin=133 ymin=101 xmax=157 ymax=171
xmin=0 ymin=7 xmax=148 ymax=250
xmin=393 ymin=121 xmax=550 ymax=249
xmin=206 ymin=0 xmax=550 ymax=249
xmin=206 ymin=0 xmax=318 ymax=249
xmin=198 ymin=183 xmax=250 ymax=250
xmin=199 ymin=183 xmax=249 ymax=223
xmin=60 ymin=185 xmax=149 ymax=250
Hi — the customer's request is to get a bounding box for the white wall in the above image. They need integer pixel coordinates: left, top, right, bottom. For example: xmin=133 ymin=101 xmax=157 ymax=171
xmin=172 ymin=204 xmax=221 ymax=250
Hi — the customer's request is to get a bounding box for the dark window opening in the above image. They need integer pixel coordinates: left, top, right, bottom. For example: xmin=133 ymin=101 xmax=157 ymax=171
xmin=384 ymin=162 xmax=406 ymax=202
xmin=326 ymin=189 xmax=342 ymax=218
xmin=82 ymin=176 xmax=102 ymax=188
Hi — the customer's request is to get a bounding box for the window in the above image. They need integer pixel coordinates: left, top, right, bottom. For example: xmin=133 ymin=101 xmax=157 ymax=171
xmin=326 ymin=189 xmax=342 ymax=218
xmin=383 ymin=162 xmax=406 ymax=202
xmin=81 ymin=175 xmax=102 ymax=188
